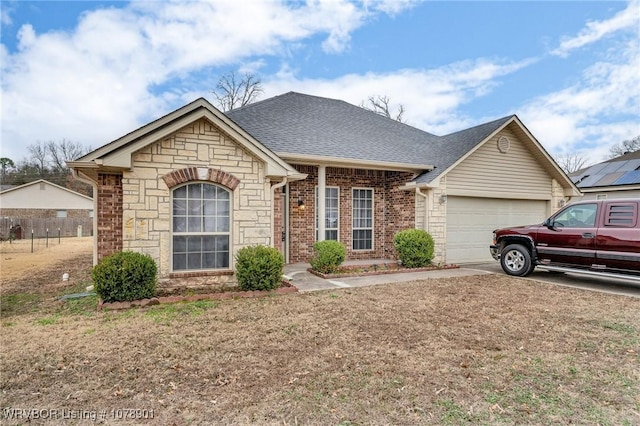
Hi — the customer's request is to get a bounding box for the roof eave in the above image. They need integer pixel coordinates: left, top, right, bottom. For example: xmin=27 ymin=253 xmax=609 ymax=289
xmin=579 ymin=184 xmax=640 ymax=192
xmin=278 ymin=152 xmax=434 ymax=172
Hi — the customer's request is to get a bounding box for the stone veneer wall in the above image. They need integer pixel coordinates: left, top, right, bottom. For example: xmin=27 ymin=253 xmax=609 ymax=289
xmin=118 ymin=118 xmax=272 ymax=289
xmin=287 ymin=165 xmax=415 ymax=263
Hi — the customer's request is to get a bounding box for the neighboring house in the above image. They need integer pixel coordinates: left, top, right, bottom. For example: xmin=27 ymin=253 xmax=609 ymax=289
xmin=569 ymin=150 xmax=640 ymax=200
xmin=69 ymin=92 xmax=579 ymax=288
xmin=0 ymin=179 xmax=94 ymax=238
xmin=0 ymin=179 xmax=93 ymax=219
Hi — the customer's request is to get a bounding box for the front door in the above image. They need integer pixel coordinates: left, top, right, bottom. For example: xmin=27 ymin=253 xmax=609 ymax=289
xmin=535 ymin=202 xmax=598 ymax=267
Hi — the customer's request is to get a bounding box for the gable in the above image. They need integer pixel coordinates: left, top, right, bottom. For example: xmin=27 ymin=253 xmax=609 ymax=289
xmin=0 ymin=180 xmax=93 ymax=209
xmin=445 ymin=128 xmax=554 ymax=200
xmin=69 ymin=98 xmax=303 ymax=182
xmin=129 ymin=118 xmax=267 ymax=184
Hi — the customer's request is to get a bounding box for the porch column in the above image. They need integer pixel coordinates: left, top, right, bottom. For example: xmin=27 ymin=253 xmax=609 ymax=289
xmin=317 ymin=165 xmax=326 ymax=241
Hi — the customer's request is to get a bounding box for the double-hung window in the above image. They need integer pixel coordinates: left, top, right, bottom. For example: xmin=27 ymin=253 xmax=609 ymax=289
xmin=172 ymin=183 xmax=230 ymax=271
xmin=315 ymin=186 xmax=339 ymax=241
xmin=352 ymin=188 xmax=373 ymax=250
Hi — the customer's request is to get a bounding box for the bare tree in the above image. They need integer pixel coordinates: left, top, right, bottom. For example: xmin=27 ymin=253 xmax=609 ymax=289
xmin=47 ymin=139 xmax=88 ymax=173
xmin=555 ymin=153 xmax=589 ymax=174
xmin=360 ymin=95 xmax=406 ymax=122
xmin=27 ymin=141 xmax=49 ymax=177
xmin=607 ymin=135 xmax=640 ymax=159
xmin=211 ymin=71 xmax=264 ymax=111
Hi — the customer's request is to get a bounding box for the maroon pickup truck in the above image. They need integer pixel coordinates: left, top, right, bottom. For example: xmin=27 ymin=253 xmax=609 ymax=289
xmin=490 ymin=199 xmax=640 ymax=279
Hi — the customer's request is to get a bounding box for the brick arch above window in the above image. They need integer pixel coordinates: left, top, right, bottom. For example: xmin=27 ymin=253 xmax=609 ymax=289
xmin=162 ymin=167 xmax=240 ymax=190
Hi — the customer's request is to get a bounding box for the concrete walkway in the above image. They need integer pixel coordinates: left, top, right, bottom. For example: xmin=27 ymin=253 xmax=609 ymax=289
xmin=283 ymin=263 xmax=492 ymax=292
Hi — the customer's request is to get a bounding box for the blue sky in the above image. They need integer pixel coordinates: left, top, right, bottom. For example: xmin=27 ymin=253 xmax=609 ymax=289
xmin=1 ymin=0 xmax=638 ymax=167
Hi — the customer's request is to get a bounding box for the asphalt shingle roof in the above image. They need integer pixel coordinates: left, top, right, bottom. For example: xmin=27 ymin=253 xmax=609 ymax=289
xmin=226 ymin=92 xmax=513 ymax=184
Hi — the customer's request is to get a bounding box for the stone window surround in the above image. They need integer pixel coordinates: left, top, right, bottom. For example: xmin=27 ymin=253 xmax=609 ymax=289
xmin=162 ymin=166 xmax=241 ymax=278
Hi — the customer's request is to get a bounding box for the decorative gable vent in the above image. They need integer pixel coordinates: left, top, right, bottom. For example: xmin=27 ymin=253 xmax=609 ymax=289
xmin=497 ymin=136 xmax=511 ymax=153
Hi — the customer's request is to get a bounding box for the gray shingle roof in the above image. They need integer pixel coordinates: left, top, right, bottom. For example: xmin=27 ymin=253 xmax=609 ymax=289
xmin=226 ymin=92 xmax=513 ymax=184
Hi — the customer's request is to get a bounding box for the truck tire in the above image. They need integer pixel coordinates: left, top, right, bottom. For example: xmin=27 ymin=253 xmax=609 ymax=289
xmin=500 ymin=244 xmax=535 ymax=277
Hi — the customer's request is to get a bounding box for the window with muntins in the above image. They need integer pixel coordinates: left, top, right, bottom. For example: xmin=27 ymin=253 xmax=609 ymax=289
xmin=172 ymin=183 xmax=230 ymax=271
xmin=352 ymin=188 xmax=373 ymax=250
xmin=315 ymin=186 xmax=339 ymax=241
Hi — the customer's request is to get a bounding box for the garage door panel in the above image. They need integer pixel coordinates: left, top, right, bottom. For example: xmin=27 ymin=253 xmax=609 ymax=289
xmin=446 ymin=197 xmax=547 ymax=263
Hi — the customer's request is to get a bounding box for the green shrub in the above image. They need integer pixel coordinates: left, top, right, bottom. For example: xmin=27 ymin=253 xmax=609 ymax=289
xmin=92 ymin=251 xmax=157 ymax=302
xmin=235 ymin=245 xmax=284 ymax=291
xmin=393 ymin=229 xmax=435 ymax=268
xmin=310 ymin=240 xmax=346 ymax=274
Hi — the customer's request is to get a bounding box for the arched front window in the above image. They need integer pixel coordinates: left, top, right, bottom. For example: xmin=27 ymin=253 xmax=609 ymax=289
xmin=172 ymin=183 xmax=230 ymax=271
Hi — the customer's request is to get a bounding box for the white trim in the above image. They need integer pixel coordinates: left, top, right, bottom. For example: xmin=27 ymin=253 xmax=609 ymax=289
xmin=444 ymin=189 xmax=552 ymax=200
xmin=352 ymin=187 xmax=374 ymax=251
xmin=317 ymin=165 xmax=326 ymax=241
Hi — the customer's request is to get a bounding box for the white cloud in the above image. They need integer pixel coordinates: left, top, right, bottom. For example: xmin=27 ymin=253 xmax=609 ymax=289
xmin=552 ymin=0 xmax=639 ymax=57
xmin=1 ymin=0 xmax=414 ymax=161
xmin=522 ymin=37 xmax=640 ymax=164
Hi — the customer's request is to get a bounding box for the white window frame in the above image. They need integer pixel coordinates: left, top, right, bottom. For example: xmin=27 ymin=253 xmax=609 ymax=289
xmin=171 ymin=182 xmax=232 ymax=272
xmin=56 ymin=210 xmax=67 ymax=218
xmin=315 ymin=186 xmax=340 ymax=241
xmin=352 ymin=187 xmax=374 ymax=251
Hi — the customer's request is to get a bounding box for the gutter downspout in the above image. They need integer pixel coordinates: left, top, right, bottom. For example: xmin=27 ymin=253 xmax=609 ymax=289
xmin=415 ymin=187 xmax=428 ymax=231
xmin=271 ymin=177 xmax=289 ymax=257
xmin=72 ymin=169 xmax=99 ymax=266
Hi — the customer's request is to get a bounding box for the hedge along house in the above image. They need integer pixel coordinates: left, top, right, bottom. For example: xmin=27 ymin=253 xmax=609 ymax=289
xmin=69 ymin=92 xmax=579 ymax=288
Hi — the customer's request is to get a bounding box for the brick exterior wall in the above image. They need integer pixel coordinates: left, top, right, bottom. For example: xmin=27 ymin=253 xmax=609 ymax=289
xmin=96 ymin=173 xmax=123 ymax=261
xmin=287 ymin=165 xmax=415 ymax=263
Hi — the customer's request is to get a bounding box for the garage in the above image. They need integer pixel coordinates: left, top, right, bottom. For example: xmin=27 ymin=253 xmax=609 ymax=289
xmin=446 ymin=196 xmax=549 ymax=263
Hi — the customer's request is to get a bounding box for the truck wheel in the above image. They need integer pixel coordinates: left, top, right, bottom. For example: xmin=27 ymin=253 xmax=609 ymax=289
xmin=500 ymin=244 xmax=534 ymax=277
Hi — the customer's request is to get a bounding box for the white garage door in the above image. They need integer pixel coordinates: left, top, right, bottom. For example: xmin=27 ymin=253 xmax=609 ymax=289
xmin=446 ymin=197 xmax=548 ymax=263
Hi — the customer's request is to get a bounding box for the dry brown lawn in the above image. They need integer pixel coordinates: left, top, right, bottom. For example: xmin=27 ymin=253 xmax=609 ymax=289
xmin=1 ymin=239 xmax=639 ymax=425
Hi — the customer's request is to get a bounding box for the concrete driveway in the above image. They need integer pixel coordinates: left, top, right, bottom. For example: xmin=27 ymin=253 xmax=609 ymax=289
xmin=464 ymin=262 xmax=640 ymax=298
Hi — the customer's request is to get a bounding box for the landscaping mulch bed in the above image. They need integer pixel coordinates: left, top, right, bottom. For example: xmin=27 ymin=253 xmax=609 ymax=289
xmin=309 ymin=261 xmax=459 ymax=279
